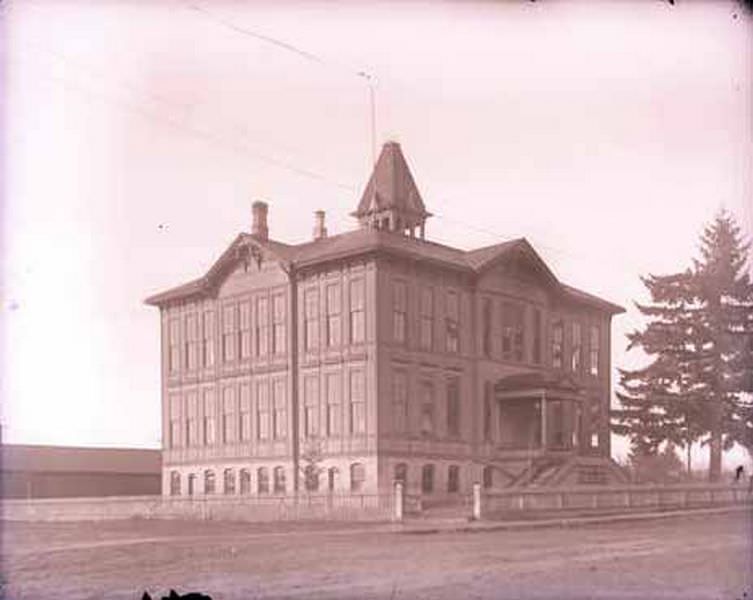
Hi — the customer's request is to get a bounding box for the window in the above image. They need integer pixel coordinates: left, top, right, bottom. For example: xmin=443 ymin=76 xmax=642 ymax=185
xmin=273 ymin=466 xmax=286 ymax=494
xmin=349 ymin=370 xmax=366 ymax=434
xmin=419 ymin=287 xmax=433 ymax=351
xmin=326 ymin=372 xmax=341 ymax=436
xmin=483 ymin=466 xmax=493 ymax=489
xmin=393 ymin=281 xmax=407 ymax=344
xmin=201 ymin=310 xmax=215 ymax=367
xmin=239 ymin=301 xmax=251 ymax=359
xmin=446 ymin=378 xmax=460 ymax=438
xmin=272 ymin=379 xmax=287 ymax=440
xmin=420 ymin=382 xmax=435 ymax=437
xmin=532 ymin=308 xmax=543 ymax=364
xmin=501 ymin=302 xmax=525 ymax=362
xmin=239 ymin=385 xmax=251 ymax=441
xmin=590 ymin=432 xmax=599 ymax=449
xmin=571 ymin=322 xmax=582 ymax=373
xmin=328 ymin=467 xmax=338 ymax=492
xmin=589 ymin=325 xmax=600 ymax=376
xmin=392 ymin=371 xmax=408 ymax=434
xmin=185 ymin=313 xmax=198 ymax=370
xmin=447 ymin=465 xmax=460 ymax=493
xmin=202 ymin=390 xmax=215 ymax=446
xmin=421 ymin=464 xmax=434 ymax=494
xmin=272 ymin=293 xmax=286 ymax=354
xmin=169 ymin=395 xmax=181 ymax=448
xmin=187 ymin=473 xmax=196 ymax=496
xmin=223 ymin=468 xmax=235 ymax=494
xmin=304 ymin=288 xmax=319 ymax=351
xmin=255 ymin=297 xmax=269 ymax=356
xmin=304 ymin=464 xmax=320 ymax=492
xmin=222 ymin=387 xmax=236 ymax=444
xmin=222 ymin=305 xmax=237 ymax=362
xmin=186 ymin=392 xmax=198 ymax=447
xmin=326 ymin=284 xmax=342 ymax=347
xmin=256 ymin=381 xmax=270 ymax=440
xmin=350 ymin=463 xmax=365 ymax=492
xmin=483 ymin=382 xmax=493 ymax=442
xmin=239 ymin=469 xmax=251 ymax=495
xmin=394 ymin=463 xmax=408 ymax=486
xmin=257 ymin=467 xmax=269 ymax=494
xmin=482 ymin=298 xmax=492 ymax=357
xmin=204 ymin=470 xmax=216 ymax=494
xmin=349 ymin=279 xmax=365 ymax=344
xmin=170 ymin=471 xmax=181 ymax=496
xmin=304 ymin=375 xmax=319 ymax=437
xmin=552 ymin=320 xmax=564 ymax=369
xmin=445 ymin=291 xmax=459 ymax=353
xmin=168 ymin=318 xmax=180 ymax=372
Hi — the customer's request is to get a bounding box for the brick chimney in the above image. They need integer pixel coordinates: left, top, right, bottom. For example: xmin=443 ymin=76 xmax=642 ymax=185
xmin=313 ymin=210 xmax=327 ymax=240
xmin=252 ymin=201 xmax=269 ymax=240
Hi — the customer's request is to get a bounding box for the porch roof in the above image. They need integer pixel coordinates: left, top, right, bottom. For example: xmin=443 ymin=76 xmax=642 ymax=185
xmin=494 ymin=371 xmax=583 ymax=400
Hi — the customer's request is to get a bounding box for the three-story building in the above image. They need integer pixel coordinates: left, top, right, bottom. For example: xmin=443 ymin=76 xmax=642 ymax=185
xmin=146 ymin=141 xmax=627 ymax=497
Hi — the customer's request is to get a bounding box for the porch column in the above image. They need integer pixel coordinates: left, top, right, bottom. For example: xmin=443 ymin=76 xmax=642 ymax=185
xmin=540 ymin=390 xmax=547 ymax=449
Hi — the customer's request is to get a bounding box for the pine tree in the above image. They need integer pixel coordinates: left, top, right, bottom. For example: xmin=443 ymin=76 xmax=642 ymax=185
xmin=612 ymin=211 xmax=753 ymax=481
xmin=690 ymin=211 xmax=753 ymax=480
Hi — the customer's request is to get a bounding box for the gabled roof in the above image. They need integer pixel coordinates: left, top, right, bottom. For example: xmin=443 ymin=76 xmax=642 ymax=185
xmin=144 ymin=233 xmax=294 ymax=306
xmin=466 ymin=238 xmax=560 ymax=288
xmin=352 ymin=141 xmax=430 ymax=218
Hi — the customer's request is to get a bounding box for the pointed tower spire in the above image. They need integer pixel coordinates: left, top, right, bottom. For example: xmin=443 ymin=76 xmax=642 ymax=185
xmin=351 ymin=141 xmax=431 ymax=238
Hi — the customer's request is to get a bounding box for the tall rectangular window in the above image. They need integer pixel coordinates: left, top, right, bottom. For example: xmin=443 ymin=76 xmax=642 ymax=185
xmin=392 ymin=371 xmax=408 ymax=434
xmin=202 ymin=310 xmax=215 ymax=367
xmin=185 ymin=313 xmax=198 ymax=370
xmin=222 ymin=305 xmax=237 ymax=362
xmin=255 ymin=297 xmax=269 ymax=357
xmin=256 ymin=381 xmax=270 ymax=440
xmin=445 ymin=291 xmax=459 ymax=353
xmin=571 ymin=322 xmax=582 ymax=373
xmin=552 ymin=320 xmax=564 ymax=369
xmin=239 ymin=301 xmax=251 ymax=359
xmin=326 ymin=372 xmax=341 ymax=436
xmin=483 ymin=382 xmax=492 ymax=442
xmin=304 ymin=288 xmax=319 ymax=351
xmin=326 ymin=284 xmax=341 ymax=347
xmin=349 ymin=370 xmax=366 ymax=434
xmin=186 ymin=392 xmax=198 ymax=447
xmin=446 ymin=378 xmax=460 ymax=438
xmin=304 ymin=375 xmax=319 ymax=437
xmin=349 ymin=279 xmax=365 ymax=344
xmin=393 ymin=281 xmax=407 ymax=345
xmin=589 ymin=325 xmax=600 ymax=376
xmin=202 ymin=390 xmax=215 ymax=445
xmin=169 ymin=394 xmax=181 ymax=448
xmin=482 ymin=298 xmax=492 ymax=358
xmin=168 ymin=318 xmax=180 ymax=373
xmin=239 ymin=384 xmax=251 ymax=441
xmin=222 ymin=387 xmax=236 ymax=443
xmin=272 ymin=293 xmax=286 ymax=355
xmin=419 ymin=287 xmax=433 ymax=351
xmin=420 ymin=382 xmax=434 ymax=437
xmin=532 ymin=308 xmax=543 ymax=364
xmin=272 ymin=378 xmax=287 ymax=439
xmin=501 ymin=302 xmax=525 ymax=362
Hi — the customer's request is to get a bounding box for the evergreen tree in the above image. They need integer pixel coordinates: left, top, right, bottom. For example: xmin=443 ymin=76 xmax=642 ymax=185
xmin=612 ymin=211 xmax=753 ymax=481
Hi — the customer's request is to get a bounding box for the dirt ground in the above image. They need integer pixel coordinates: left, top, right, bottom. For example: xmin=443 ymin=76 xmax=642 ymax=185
xmin=2 ymin=510 xmax=752 ymax=600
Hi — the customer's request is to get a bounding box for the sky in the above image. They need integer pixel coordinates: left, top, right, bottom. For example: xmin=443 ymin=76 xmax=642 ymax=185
xmin=2 ymin=0 xmax=752 ymax=468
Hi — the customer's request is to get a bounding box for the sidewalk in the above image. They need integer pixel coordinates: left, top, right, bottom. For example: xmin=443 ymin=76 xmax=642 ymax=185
xmin=393 ymin=503 xmax=752 ymax=535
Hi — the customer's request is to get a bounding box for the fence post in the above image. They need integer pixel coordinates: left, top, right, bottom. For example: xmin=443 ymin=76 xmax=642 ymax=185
xmin=393 ymin=481 xmax=404 ymax=522
xmin=472 ymin=482 xmax=482 ymax=521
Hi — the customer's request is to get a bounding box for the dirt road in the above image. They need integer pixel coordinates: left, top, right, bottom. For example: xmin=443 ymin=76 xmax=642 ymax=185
xmin=3 ymin=510 xmax=751 ymax=599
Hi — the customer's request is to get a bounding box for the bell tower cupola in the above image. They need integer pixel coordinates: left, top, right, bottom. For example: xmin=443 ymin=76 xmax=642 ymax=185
xmin=351 ymin=141 xmax=431 ymax=239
